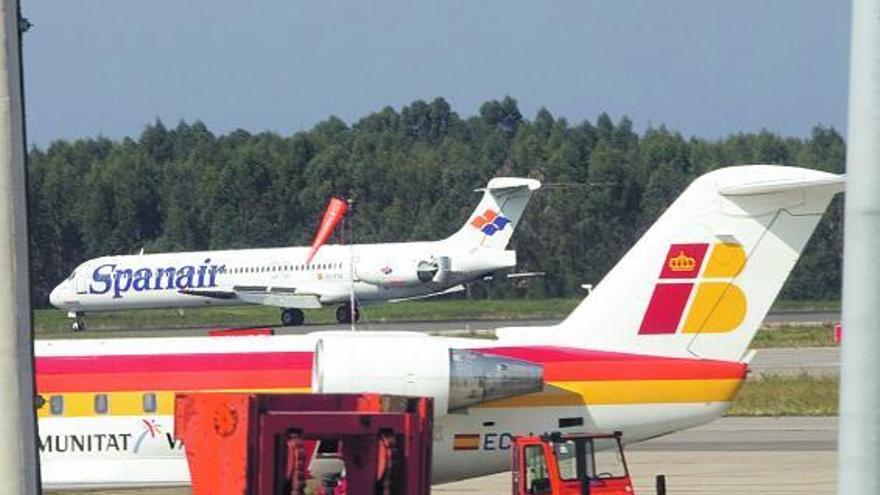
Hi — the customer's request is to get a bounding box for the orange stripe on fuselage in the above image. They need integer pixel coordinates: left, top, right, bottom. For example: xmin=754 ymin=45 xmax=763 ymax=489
xmin=478 ymin=378 xmax=744 ymax=408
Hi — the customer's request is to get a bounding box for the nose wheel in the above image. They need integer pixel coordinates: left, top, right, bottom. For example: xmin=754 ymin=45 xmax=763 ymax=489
xmin=280 ymin=308 xmax=305 ymax=327
xmin=70 ymin=313 xmax=86 ymax=332
xmin=335 ymin=304 xmax=360 ymax=324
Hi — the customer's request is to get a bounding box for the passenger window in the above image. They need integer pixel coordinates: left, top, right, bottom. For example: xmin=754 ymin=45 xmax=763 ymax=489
xmin=49 ymin=395 xmax=64 ymax=415
xmin=94 ymin=394 xmax=108 ymax=414
xmin=143 ymin=393 xmax=157 ymax=413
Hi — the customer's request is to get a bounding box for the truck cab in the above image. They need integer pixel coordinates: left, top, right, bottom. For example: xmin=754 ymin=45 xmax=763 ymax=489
xmin=512 ymin=432 xmax=635 ymax=495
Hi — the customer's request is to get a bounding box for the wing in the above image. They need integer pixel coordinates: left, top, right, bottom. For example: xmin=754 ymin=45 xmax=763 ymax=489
xmin=178 ymin=286 xmax=323 ymax=309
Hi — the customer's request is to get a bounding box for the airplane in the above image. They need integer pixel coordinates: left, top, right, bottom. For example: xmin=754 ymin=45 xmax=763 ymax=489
xmin=48 ymin=177 xmax=541 ymax=331
xmin=34 ymin=165 xmax=844 ymax=489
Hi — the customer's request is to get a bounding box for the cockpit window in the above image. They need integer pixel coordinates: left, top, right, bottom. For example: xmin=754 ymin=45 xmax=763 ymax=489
xmin=66 ymin=270 xmax=76 ymax=282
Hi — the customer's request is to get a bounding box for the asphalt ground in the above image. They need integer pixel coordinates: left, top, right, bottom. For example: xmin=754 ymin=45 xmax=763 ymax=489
xmin=55 ymin=417 xmax=837 ymax=495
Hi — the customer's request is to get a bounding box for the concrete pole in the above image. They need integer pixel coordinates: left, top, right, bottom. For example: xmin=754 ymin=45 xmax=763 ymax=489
xmin=838 ymin=0 xmax=880 ymax=492
xmin=0 ymin=0 xmax=40 ymax=492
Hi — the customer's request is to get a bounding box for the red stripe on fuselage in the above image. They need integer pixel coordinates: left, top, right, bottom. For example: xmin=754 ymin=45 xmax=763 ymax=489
xmin=34 ymin=346 xmax=746 ymax=394
xmin=36 ymin=351 xmax=313 ymax=374
xmin=38 ymin=369 xmax=312 ymax=393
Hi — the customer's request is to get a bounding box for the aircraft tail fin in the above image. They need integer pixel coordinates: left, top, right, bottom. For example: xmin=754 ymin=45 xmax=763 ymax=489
xmin=555 ymin=165 xmax=844 ymax=362
xmin=444 ymin=177 xmax=541 ymax=250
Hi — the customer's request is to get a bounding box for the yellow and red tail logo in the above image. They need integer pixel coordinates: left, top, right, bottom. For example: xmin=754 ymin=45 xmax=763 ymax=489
xmin=639 ymin=243 xmax=747 ymax=335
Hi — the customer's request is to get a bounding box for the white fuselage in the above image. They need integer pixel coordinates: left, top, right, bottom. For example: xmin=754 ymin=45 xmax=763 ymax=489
xmin=49 ymin=241 xmax=515 ymax=313
xmin=35 ymin=333 xmax=736 ymax=490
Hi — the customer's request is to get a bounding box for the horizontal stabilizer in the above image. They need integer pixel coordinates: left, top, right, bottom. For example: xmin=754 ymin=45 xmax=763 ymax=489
xmin=475 ymin=177 xmax=542 ymax=194
xmin=505 ymin=271 xmax=546 ymax=280
xmin=719 ymin=173 xmax=845 ymax=196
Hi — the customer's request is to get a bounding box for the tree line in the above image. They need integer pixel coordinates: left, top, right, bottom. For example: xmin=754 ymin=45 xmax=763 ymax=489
xmin=26 ymin=97 xmax=845 ymax=307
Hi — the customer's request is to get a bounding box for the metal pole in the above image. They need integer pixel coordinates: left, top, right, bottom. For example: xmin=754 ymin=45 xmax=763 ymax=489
xmin=838 ymin=0 xmax=880 ymax=492
xmin=0 ymin=0 xmax=40 ymax=493
xmin=347 ymin=199 xmax=356 ymax=331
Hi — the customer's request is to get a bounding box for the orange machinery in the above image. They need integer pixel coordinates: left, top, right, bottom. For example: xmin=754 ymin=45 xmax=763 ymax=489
xmin=175 ymin=393 xmax=433 ymax=495
xmin=512 ymin=431 xmax=667 ymax=495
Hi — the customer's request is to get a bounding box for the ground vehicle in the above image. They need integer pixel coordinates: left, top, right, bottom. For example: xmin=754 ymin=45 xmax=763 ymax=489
xmin=512 ymin=432 xmax=638 ymax=495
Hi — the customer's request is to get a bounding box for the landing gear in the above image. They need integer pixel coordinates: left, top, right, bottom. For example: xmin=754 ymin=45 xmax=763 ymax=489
xmin=69 ymin=312 xmax=85 ymax=332
xmin=280 ymin=308 xmax=305 ymax=327
xmin=335 ymin=304 xmax=360 ymax=324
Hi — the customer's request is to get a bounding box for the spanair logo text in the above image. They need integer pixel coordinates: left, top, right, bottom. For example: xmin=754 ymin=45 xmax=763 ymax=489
xmin=89 ymin=258 xmax=225 ymax=299
xmin=470 ymin=209 xmax=510 ymax=236
xmin=639 ymin=243 xmax=747 ymax=335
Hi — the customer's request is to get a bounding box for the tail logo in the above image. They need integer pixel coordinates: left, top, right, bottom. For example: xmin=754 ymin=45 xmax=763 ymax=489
xmin=639 ymin=243 xmax=747 ymax=335
xmin=668 ymin=252 xmax=697 ymax=272
xmin=471 ymin=209 xmax=511 ymax=236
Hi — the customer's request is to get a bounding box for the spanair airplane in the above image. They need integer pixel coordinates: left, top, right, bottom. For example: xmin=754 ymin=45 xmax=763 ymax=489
xmin=48 ymin=177 xmax=541 ymax=331
xmin=35 ymin=165 xmax=843 ymax=489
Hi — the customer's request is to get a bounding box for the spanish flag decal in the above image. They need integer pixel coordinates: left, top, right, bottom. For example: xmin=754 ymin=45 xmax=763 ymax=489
xmin=453 ymin=434 xmax=480 ymax=451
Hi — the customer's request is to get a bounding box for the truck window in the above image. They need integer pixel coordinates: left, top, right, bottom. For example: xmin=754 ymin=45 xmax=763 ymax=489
xmin=554 ymin=439 xmax=580 ymax=481
xmin=592 ymin=438 xmax=628 ymax=478
xmin=523 ymin=445 xmax=551 ymax=494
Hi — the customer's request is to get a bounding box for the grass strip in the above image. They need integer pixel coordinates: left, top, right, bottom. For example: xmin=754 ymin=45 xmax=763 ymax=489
xmin=728 ymin=374 xmax=838 ymax=416
xmin=749 ymin=324 xmax=836 ymax=348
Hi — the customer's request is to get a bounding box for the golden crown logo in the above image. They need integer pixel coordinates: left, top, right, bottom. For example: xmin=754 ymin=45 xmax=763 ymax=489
xmin=668 ymin=251 xmax=696 ymax=272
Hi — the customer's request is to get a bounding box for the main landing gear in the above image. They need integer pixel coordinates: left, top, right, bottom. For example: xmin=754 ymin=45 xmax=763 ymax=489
xmin=280 ymin=308 xmax=305 ymax=327
xmin=335 ymin=303 xmax=360 ymax=324
xmin=69 ymin=312 xmax=86 ymax=332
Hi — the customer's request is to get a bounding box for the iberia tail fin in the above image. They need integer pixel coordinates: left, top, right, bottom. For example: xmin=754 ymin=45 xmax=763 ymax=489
xmin=556 ymin=165 xmax=844 ymax=362
xmin=443 ymin=177 xmax=541 ymax=250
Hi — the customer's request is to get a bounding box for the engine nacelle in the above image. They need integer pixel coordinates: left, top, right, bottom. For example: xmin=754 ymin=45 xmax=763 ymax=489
xmin=312 ymin=333 xmax=543 ymax=415
xmin=355 ymin=256 xmax=450 ymax=286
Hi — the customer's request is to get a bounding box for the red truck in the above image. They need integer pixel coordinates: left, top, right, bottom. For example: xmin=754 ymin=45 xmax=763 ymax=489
xmin=512 ymin=431 xmax=664 ymax=495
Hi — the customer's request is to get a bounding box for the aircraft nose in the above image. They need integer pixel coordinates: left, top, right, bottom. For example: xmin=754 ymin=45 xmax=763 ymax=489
xmin=49 ymin=283 xmax=66 ymax=309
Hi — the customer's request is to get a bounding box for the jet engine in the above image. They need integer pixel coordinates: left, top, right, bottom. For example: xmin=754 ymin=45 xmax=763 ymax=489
xmin=312 ymin=333 xmax=543 ymax=415
xmin=355 ymin=256 xmax=451 ymax=286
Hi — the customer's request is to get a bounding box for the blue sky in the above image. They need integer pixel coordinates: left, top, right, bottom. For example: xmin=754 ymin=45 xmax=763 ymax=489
xmin=21 ymin=1 xmax=850 ymax=146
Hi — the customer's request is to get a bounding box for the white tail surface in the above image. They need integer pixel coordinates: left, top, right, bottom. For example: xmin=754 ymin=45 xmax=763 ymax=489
xmin=556 ymin=165 xmax=844 ymax=362
xmin=444 ymin=177 xmax=541 ymax=250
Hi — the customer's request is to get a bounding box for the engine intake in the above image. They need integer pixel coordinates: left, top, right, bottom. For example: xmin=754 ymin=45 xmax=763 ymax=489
xmin=356 ymin=256 xmax=451 ymax=286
